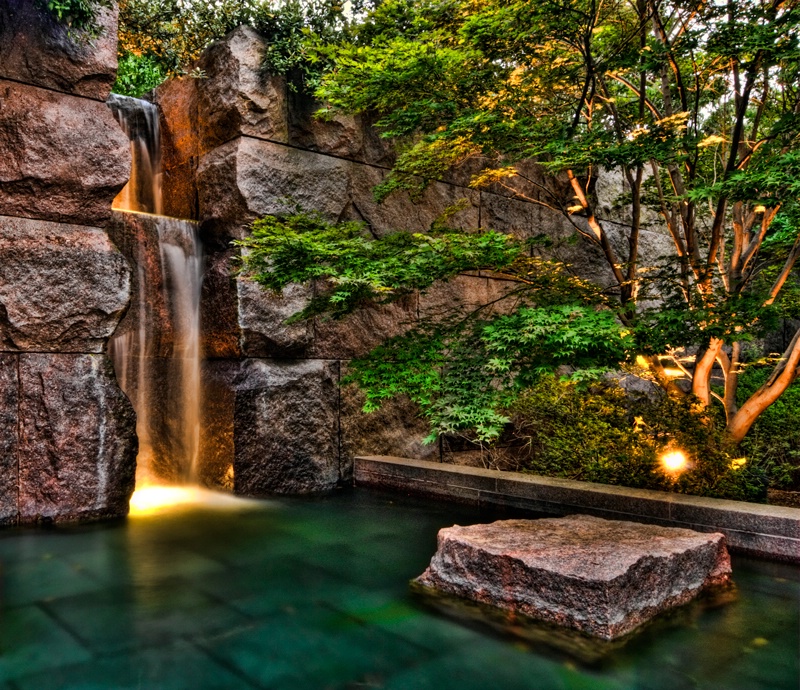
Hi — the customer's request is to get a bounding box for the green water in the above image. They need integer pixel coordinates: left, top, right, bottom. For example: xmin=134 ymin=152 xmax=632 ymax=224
xmin=0 ymin=489 xmax=797 ymax=689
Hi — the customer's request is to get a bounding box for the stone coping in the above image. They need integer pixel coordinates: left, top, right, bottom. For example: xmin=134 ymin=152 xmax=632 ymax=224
xmin=354 ymin=456 xmax=800 ymax=564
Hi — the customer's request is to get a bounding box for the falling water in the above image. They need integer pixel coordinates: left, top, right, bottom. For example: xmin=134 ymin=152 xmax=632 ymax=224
xmin=108 ymin=94 xmax=163 ymax=216
xmin=108 ymin=94 xmax=203 ymax=486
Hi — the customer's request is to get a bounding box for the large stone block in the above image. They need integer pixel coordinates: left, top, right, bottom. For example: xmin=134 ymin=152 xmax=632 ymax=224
xmin=340 ymin=381 xmax=438 ymax=482
xmin=0 ymin=353 xmax=19 ymax=524
xmin=0 ymin=215 xmax=130 ymax=352
xmin=17 ymin=354 xmax=137 ymax=523
xmin=231 ymin=359 xmax=340 ymax=495
xmin=0 ymin=0 xmax=118 ymax=101
xmin=197 ymin=136 xmax=351 ymax=240
xmin=154 ymin=77 xmax=200 ymax=220
xmin=419 ymin=273 xmax=515 ymax=321
xmin=310 ymin=294 xmax=418 ymax=360
xmin=0 ymin=80 xmax=130 ymax=226
xmin=416 ymin=515 xmax=732 ymax=640
xmin=347 ymin=164 xmax=480 ymax=236
xmin=237 ymin=279 xmax=313 ymax=358
xmin=201 ymin=248 xmax=243 ymax=359
xmin=287 ymin=89 xmax=395 ymax=167
xmin=197 ymin=26 xmax=288 ymax=149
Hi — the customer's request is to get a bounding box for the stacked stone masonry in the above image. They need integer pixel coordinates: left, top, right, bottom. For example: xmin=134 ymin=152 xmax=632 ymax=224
xmin=0 ymin=1 xmax=136 ymax=524
xmin=153 ymin=26 xmax=638 ymax=491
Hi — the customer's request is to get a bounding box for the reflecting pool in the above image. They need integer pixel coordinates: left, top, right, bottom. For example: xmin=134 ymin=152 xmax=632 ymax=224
xmin=0 ymin=489 xmax=797 ymax=689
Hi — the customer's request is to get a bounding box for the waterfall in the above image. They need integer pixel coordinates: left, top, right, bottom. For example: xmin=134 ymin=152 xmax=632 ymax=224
xmin=107 ymin=94 xmax=204 ymax=486
xmin=108 ymin=94 xmax=163 ymax=216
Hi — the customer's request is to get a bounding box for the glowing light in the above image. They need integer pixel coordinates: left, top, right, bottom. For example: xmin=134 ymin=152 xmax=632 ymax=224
xmin=662 ymin=368 xmax=685 ymax=378
xmin=661 ymin=450 xmax=688 ymax=473
xmin=129 ymin=486 xmax=267 ymax=516
xmin=730 ymin=457 xmax=747 ymax=470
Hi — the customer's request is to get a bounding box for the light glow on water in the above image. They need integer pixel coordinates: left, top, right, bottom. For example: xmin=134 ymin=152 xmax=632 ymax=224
xmin=129 ymin=486 xmax=266 ymax=516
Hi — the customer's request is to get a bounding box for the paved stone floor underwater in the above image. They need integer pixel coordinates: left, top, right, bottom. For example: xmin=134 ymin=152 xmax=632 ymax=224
xmin=0 ymin=489 xmax=797 ymax=689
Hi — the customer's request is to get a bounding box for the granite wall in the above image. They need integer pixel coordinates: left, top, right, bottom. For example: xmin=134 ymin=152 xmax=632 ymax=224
xmin=0 ymin=0 xmax=137 ymax=523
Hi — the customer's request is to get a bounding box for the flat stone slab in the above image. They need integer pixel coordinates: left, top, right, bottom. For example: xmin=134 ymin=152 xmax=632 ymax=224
xmin=415 ymin=514 xmax=732 ymax=640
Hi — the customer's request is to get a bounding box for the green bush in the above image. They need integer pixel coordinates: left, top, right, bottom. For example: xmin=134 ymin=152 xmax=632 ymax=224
xmin=509 ymin=376 xmax=767 ymax=502
xmin=739 ymin=366 xmax=800 ymax=490
xmin=113 ymin=52 xmax=168 ymax=98
xmin=39 ymin=0 xmax=109 ymax=33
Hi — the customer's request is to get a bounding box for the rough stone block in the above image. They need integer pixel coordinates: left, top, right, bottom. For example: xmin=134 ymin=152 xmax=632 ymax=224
xmin=0 ymin=353 xmax=19 ymax=524
xmin=196 ymin=26 xmax=288 ymax=149
xmin=231 ymin=359 xmax=340 ymax=495
xmin=0 ymin=80 xmax=130 ymax=226
xmin=17 ymin=354 xmax=137 ymax=523
xmin=238 ymin=279 xmax=313 ymax=358
xmin=200 ymin=248 xmax=243 ymax=359
xmin=197 ymin=136 xmax=351 ymax=240
xmin=0 ymin=0 xmax=118 ymax=100
xmin=480 ymin=191 xmax=537 ymax=237
xmin=419 ymin=273 xmax=515 ymax=321
xmin=340 ymin=378 xmax=438 ymax=482
xmin=347 ymin=164 xmax=480 ymax=236
xmin=310 ymin=294 xmax=418 ymax=360
xmin=287 ymin=89 xmax=395 ymax=166
xmin=416 ymin=515 xmax=732 ymax=640
xmin=0 ymin=215 xmax=130 ymax=352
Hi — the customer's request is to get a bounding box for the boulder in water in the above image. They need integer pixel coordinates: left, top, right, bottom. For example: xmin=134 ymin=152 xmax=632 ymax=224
xmin=415 ymin=514 xmax=732 ymax=640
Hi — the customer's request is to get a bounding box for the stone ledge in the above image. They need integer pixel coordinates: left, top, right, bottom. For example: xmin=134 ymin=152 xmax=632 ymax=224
xmin=354 ymin=456 xmax=800 ymax=563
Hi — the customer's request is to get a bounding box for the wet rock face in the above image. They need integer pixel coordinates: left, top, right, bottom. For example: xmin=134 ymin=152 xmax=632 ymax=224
xmin=17 ymin=354 xmax=137 ymax=523
xmin=0 ymin=79 xmax=130 ymax=226
xmin=0 ymin=215 xmax=130 ymax=352
xmin=416 ymin=514 xmax=732 ymax=640
xmin=0 ymin=0 xmax=118 ymax=101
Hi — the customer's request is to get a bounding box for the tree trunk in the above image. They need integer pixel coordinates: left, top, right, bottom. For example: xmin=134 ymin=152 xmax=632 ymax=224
xmin=691 ymin=338 xmax=723 ymax=406
xmin=727 ymin=330 xmax=800 ymax=444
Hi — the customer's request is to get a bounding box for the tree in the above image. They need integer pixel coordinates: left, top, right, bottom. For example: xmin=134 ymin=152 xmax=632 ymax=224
xmin=114 ymin=0 xmax=368 ymax=96
xmin=288 ymin=0 xmax=800 ymax=445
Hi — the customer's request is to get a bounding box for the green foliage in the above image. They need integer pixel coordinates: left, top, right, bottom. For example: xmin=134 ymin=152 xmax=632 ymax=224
xmin=112 ymin=51 xmax=168 ymax=97
xmin=238 ymin=211 xmax=528 ymax=319
xmin=510 ymin=377 xmax=767 ymax=501
xmin=39 ymin=0 xmax=109 ymax=33
xmin=118 ymin=0 xmax=365 ymax=84
xmin=347 ymin=306 xmax=633 ymax=442
xmin=237 ymin=212 xmax=630 ymax=441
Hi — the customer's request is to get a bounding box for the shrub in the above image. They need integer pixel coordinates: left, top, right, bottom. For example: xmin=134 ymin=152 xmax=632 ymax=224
xmin=39 ymin=0 xmax=109 ymax=33
xmin=509 ymin=376 xmax=767 ymax=502
xmin=113 ymin=52 xmax=168 ymax=98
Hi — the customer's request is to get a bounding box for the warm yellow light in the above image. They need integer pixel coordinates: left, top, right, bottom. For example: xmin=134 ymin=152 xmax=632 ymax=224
xmin=730 ymin=457 xmax=747 ymax=470
xmin=661 ymin=450 xmax=688 ymax=473
xmin=662 ymin=368 xmax=685 ymax=378
xmin=129 ymin=486 xmax=266 ymax=516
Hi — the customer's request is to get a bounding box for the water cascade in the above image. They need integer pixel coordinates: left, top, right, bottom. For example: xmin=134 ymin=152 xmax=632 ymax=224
xmin=108 ymin=94 xmax=204 ymax=487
